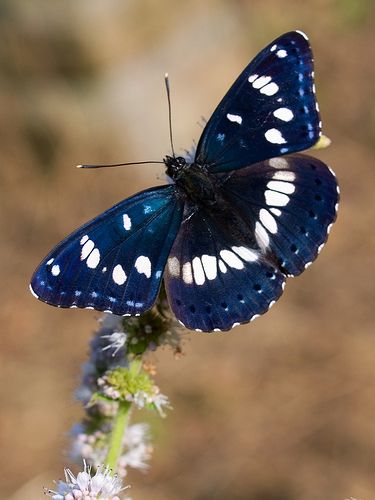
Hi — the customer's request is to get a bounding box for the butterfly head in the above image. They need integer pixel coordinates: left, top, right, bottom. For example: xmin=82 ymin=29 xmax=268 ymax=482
xmin=164 ymin=155 xmax=188 ymax=180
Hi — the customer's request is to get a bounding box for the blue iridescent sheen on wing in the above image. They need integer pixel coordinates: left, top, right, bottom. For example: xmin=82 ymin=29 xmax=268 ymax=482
xmin=221 ymin=154 xmax=339 ymax=276
xmin=31 ymin=186 xmax=184 ymax=315
xmin=195 ymin=31 xmax=321 ymax=172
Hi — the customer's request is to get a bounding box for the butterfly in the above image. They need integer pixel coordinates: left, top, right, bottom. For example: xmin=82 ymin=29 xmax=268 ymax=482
xmin=30 ymin=30 xmax=339 ymax=332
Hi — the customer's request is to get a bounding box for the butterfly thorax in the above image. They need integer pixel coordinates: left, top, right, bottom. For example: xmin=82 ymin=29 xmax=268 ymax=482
xmin=164 ymin=155 xmax=218 ymax=205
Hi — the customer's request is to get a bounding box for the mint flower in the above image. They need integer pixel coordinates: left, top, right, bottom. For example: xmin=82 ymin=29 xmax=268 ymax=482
xmin=45 ymin=461 xmax=130 ymax=499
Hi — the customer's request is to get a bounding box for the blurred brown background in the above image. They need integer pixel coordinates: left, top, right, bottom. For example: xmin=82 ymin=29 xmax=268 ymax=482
xmin=1 ymin=1 xmax=375 ymax=499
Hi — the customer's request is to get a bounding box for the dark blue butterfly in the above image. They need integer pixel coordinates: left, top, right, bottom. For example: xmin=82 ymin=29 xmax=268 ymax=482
xmin=30 ymin=31 xmax=339 ymax=332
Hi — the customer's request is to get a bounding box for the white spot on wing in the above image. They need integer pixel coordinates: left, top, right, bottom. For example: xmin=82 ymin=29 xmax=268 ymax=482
xmin=270 ymin=208 xmax=282 ymax=217
xmin=112 ymin=264 xmax=127 ymax=285
xmin=270 ymin=44 xmax=277 ymax=52
xmin=192 ymin=257 xmax=205 ymax=285
xmin=273 ymin=108 xmax=294 ymax=122
xmin=46 ymin=258 xmax=54 ymax=266
xmin=80 ymin=235 xmax=89 ymax=245
xmin=252 ymin=75 xmax=271 ymax=89
xmin=259 ymin=209 xmax=278 ymax=234
xmin=182 ymin=262 xmax=193 ymax=284
xmin=51 ymin=264 xmax=60 ymax=276
xmin=232 ymin=246 xmax=258 ymax=262
xmin=201 ymin=255 xmax=217 ymax=280
xmin=123 ymin=214 xmax=132 ymax=230
xmin=272 ymin=170 xmax=296 ymax=182
xmin=276 ymin=49 xmax=287 ymax=58
xmin=260 ymin=82 xmax=279 ymax=96
xmin=220 ymin=250 xmax=244 ymax=270
xmin=267 ymin=180 xmax=296 ymax=194
xmin=87 ymin=248 xmax=100 ymax=269
xmin=248 ymin=74 xmax=258 ymax=83
xmin=269 ymin=158 xmax=289 ymax=169
xmin=167 ymin=256 xmax=180 ymax=277
xmin=265 ymin=128 xmax=287 ymax=144
xmin=218 ymin=260 xmax=227 ymax=273
xmin=135 ymin=256 xmax=152 ymax=278
xmin=226 ymin=113 xmax=242 ymax=125
xmin=255 ymin=222 xmax=270 ymax=249
xmin=81 ymin=239 xmax=95 ymax=260
xmin=265 ymin=190 xmax=290 ymax=206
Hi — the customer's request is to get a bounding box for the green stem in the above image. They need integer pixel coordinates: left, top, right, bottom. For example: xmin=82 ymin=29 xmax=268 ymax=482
xmin=105 ymin=358 xmax=143 ymax=471
xmin=105 ymin=400 xmax=131 ymax=471
xmin=129 ymin=357 xmax=142 ymax=376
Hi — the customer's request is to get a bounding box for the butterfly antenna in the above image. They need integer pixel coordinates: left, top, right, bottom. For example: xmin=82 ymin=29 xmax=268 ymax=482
xmin=77 ymin=160 xmax=164 ymax=169
xmin=165 ymin=73 xmax=176 ymax=158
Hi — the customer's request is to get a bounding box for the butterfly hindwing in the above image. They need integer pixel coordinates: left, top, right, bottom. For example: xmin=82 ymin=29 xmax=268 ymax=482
xmin=164 ymin=204 xmax=286 ymax=332
xmin=195 ymin=31 xmax=321 ymax=172
xmin=221 ymin=154 xmax=339 ymax=276
xmin=30 ymin=185 xmax=184 ymax=315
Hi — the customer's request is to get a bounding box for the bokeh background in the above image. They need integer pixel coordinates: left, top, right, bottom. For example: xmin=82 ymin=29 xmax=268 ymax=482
xmin=1 ymin=1 xmax=375 ymax=499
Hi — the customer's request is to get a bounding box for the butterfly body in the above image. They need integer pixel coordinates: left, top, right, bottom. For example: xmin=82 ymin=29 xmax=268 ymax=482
xmin=31 ymin=31 xmax=339 ymax=332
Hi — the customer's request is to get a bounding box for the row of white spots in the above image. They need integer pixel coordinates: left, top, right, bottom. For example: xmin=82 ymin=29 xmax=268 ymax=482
xmin=255 ymin=169 xmax=297 ymax=249
xmin=80 ymin=235 xmax=101 ymax=269
xmin=226 ymin=113 xmax=242 ymax=125
xmin=248 ymin=74 xmax=279 ymax=96
xmin=168 ymin=246 xmax=259 ymax=286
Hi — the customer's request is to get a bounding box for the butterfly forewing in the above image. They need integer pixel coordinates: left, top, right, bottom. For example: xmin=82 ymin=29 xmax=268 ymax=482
xmin=31 ymin=186 xmax=184 ymax=315
xmin=195 ymin=31 xmax=321 ymax=172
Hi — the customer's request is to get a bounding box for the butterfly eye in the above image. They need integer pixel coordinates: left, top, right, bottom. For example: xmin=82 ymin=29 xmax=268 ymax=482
xmin=175 ymin=157 xmax=187 ymax=169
